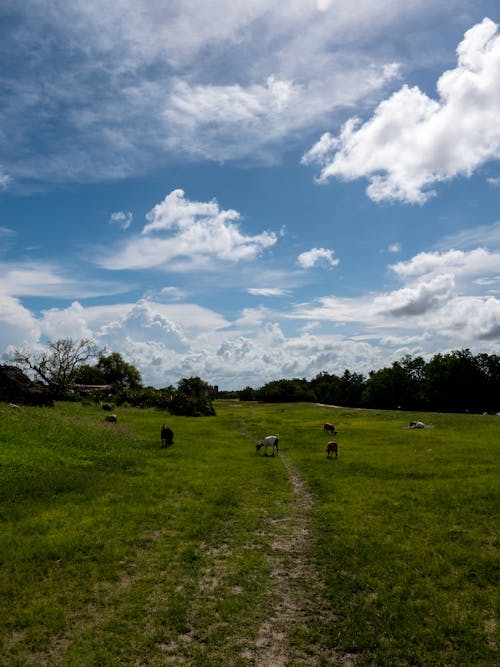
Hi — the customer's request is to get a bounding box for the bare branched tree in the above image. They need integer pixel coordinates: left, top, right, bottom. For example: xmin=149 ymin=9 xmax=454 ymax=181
xmin=13 ymin=338 xmax=103 ymax=397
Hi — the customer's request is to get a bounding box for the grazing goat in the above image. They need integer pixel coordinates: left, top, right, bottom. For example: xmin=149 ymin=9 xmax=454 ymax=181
xmin=323 ymin=422 xmax=337 ymax=435
xmin=104 ymin=414 xmax=118 ymax=423
xmin=256 ymin=434 xmax=279 ymax=457
xmin=161 ymin=425 xmax=174 ymax=447
xmin=326 ymin=440 xmax=338 ymax=458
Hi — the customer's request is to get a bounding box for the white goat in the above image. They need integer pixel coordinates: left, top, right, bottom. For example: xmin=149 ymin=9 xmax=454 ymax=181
xmin=256 ymin=434 xmax=279 ymax=456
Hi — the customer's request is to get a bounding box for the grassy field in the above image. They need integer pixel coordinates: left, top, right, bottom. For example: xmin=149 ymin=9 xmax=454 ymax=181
xmin=0 ymin=400 xmax=498 ymax=666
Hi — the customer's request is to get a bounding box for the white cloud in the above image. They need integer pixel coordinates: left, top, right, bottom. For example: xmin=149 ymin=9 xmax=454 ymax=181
xmin=381 ymin=333 xmax=430 ymax=346
xmin=80 ymin=301 xmax=230 ymax=339
xmin=297 ymin=247 xmax=339 ymax=268
xmin=0 ymin=0 xmax=412 ymax=184
xmin=419 ymin=296 xmax=500 ymax=342
xmin=247 ymin=287 xmax=291 ymax=297
xmin=100 ymin=189 xmax=277 ymax=271
xmin=1 ymin=281 xmax=498 ymax=389
xmin=97 ymin=301 xmax=189 ymax=352
xmin=165 ymin=75 xmax=297 ymax=134
xmin=0 ymin=167 xmax=11 ymax=190
xmin=435 ymin=220 xmax=500 ymax=251
xmin=474 ymin=276 xmax=500 ymax=286
xmin=160 ymin=286 xmax=186 ymax=300
xmin=163 ymin=64 xmax=399 ymax=162
xmin=290 ymin=294 xmax=373 ymax=324
xmin=233 ymin=306 xmax=270 ymax=330
xmin=0 ymin=262 xmax=70 ymax=297
xmin=0 ymin=261 xmax=132 ymax=299
xmin=0 ymin=295 xmax=40 ymax=358
xmin=303 ymin=18 xmax=500 ymax=203
xmin=109 ymin=211 xmax=133 ymax=229
xmin=388 ymin=242 xmax=401 ymax=253
xmin=389 ymin=248 xmax=500 ymax=281
xmin=40 ymin=301 xmax=95 ymax=341
xmin=0 ymin=227 xmax=16 ymax=238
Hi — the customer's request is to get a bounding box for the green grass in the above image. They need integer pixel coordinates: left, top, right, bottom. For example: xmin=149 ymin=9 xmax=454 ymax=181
xmin=279 ymin=407 xmax=499 ymax=666
xmin=0 ymin=400 xmax=498 ymax=665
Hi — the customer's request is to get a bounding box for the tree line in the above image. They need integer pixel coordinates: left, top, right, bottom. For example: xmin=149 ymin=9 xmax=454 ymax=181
xmin=11 ymin=339 xmax=500 ymax=414
xmin=224 ymin=349 xmax=500 ymax=414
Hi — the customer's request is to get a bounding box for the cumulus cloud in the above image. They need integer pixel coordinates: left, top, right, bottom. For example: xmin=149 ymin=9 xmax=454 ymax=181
xmin=97 ymin=300 xmax=189 ymax=352
xmin=423 ymin=296 xmax=500 ymax=342
xmin=109 ymin=211 xmax=133 ymax=229
xmin=40 ymin=301 xmax=95 ymax=341
xmin=297 ymin=247 xmax=339 ymax=268
xmin=373 ymin=274 xmax=455 ymax=316
xmin=0 ymin=295 xmax=40 ymax=357
xmin=303 ymin=18 xmax=500 ymax=203
xmin=100 ymin=189 xmax=277 ymax=271
xmin=289 ymin=231 xmax=500 ymax=359
xmin=1 ymin=283 xmax=498 ymax=389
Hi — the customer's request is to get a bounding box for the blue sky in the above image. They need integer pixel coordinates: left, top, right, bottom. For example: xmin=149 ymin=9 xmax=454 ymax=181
xmin=1 ymin=0 xmax=499 ymax=389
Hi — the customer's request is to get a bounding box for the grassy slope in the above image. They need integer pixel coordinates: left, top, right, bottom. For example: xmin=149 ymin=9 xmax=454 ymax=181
xmin=0 ymin=400 xmax=498 ymax=666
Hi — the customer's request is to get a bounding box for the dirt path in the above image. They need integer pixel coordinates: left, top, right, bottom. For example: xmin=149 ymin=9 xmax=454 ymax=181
xmin=243 ymin=452 xmax=341 ymax=666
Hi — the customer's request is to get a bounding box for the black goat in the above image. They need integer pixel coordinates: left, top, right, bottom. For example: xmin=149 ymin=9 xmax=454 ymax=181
xmin=161 ymin=425 xmax=174 ymax=447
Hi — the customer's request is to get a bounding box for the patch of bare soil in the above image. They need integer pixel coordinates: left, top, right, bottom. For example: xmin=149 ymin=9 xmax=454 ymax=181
xmin=243 ymin=454 xmax=357 ymax=667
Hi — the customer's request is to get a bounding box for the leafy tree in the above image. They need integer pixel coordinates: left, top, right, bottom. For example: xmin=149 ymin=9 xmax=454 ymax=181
xmin=238 ymin=386 xmax=257 ymax=401
xmin=424 ymin=349 xmax=487 ymax=413
xmin=310 ymin=372 xmax=342 ymax=406
xmin=76 ymin=353 xmax=142 ymax=390
xmin=475 ymin=353 xmax=500 ymax=413
xmin=255 ymin=378 xmax=315 ymax=403
xmin=361 ymin=366 xmax=400 ymax=409
xmin=169 ymin=376 xmax=216 ymax=416
xmin=339 ymin=369 xmax=365 ymax=407
xmin=13 ymin=338 xmax=102 ymax=399
xmin=72 ymin=364 xmax=106 ymax=386
xmin=95 ymin=352 xmax=142 ymax=389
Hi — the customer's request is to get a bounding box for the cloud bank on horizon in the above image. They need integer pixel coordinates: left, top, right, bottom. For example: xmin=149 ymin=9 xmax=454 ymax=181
xmin=0 ymin=2 xmax=499 ymax=389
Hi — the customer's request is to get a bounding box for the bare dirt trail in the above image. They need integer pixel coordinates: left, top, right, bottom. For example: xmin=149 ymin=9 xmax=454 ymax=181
xmin=243 ymin=452 xmax=351 ymax=667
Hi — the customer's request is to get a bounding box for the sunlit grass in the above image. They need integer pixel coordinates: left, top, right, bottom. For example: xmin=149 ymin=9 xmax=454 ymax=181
xmin=0 ymin=400 xmax=498 ymax=665
xmin=278 ymin=405 xmax=499 ymax=666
